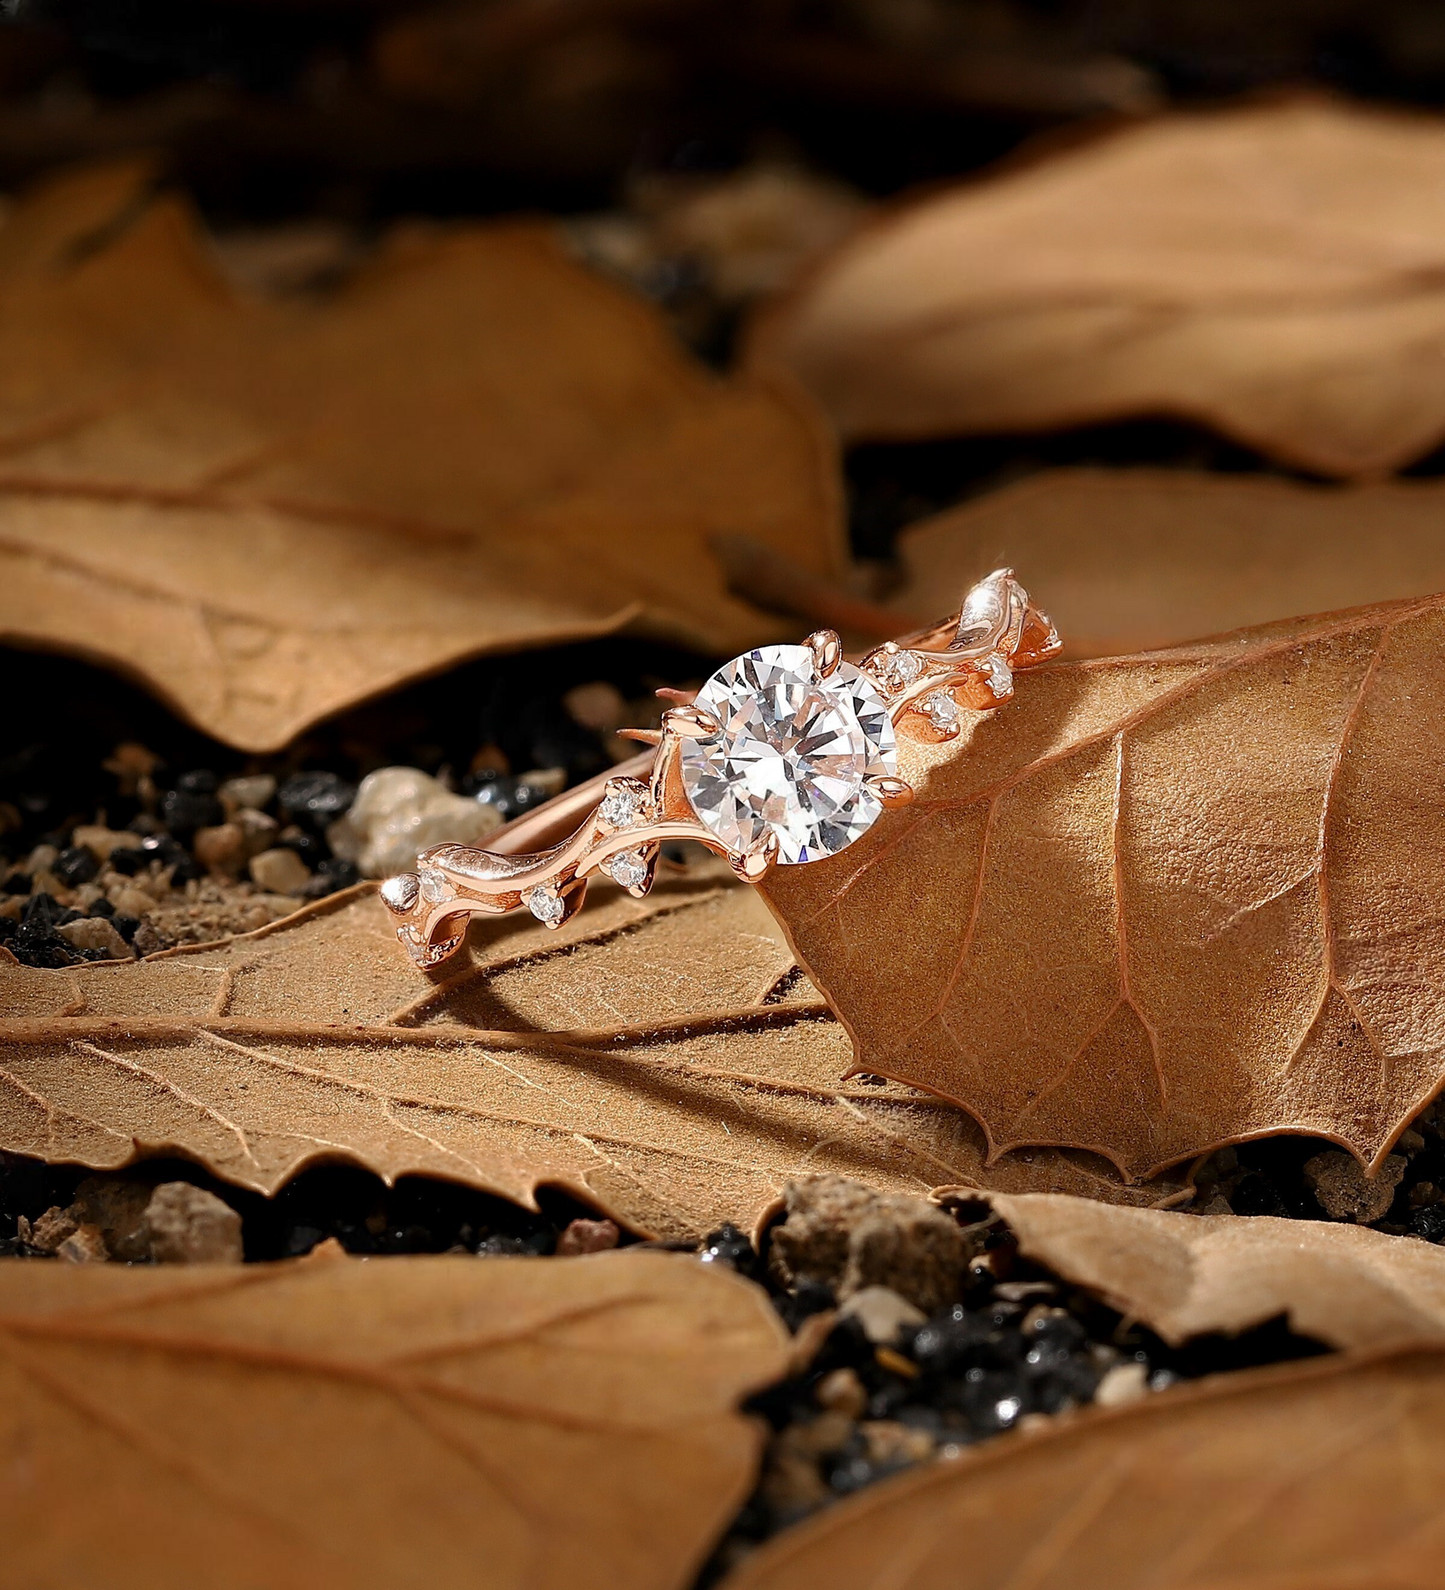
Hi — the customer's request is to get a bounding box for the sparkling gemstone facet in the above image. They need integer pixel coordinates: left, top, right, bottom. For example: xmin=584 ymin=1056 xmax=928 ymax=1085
xmin=603 ymin=848 xmax=649 ymax=889
xmin=418 ymin=866 xmax=454 ymax=905
xmin=524 ymin=885 xmax=566 ymax=926
xmin=981 ymin=652 xmax=1014 ymax=699
xmin=679 ymin=644 xmax=896 ymax=865
xmin=599 ymin=785 xmax=645 ymax=829
xmin=921 ymin=689 xmax=959 ymax=731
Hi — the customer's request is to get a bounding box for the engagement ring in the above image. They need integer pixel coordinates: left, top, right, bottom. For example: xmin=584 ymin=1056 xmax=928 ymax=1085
xmin=382 ymin=569 xmax=1059 ymax=968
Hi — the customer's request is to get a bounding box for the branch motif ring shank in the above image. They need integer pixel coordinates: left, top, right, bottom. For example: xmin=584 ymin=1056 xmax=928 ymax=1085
xmin=381 ymin=570 xmax=1060 ymax=968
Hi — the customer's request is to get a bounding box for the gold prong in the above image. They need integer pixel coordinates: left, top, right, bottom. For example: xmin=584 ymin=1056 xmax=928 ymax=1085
xmin=663 ymin=704 xmax=721 ymax=740
xmin=654 ymin=686 xmax=697 ymax=705
xmin=871 ymin=776 xmax=914 ymax=809
xmin=618 ymin=728 xmax=664 ymax=746
xmin=805 ymin=629 xmax=843 ymax=678
xmin=731 ymin=831 xmax=780 ymax=883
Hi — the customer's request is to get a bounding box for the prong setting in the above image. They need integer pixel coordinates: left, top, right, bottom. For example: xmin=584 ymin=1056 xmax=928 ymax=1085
xmin=663 ymin=704 xmax=722 ymax=740
xmin=871 ymin=776 xmax=914 ymax=809
xmin=731 ymin=831 xmax=780 ymax=883
xmin=805 ymin=629 xmax=843 ymax=678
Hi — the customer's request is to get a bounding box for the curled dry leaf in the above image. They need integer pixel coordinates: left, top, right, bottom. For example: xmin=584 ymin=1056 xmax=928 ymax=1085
xmin=0 ymin=160 xmax=843 ymax=751
xmin=892 ymin=469 xmax=1445 ymax=658
xmin=989 ymin=1192 xmax=1445 ymax=1352
xmin=760 ymin=592 xmax=1445 ymax=1181
xmin=0 ymin=868 xmax=1184 ymax=1241
xmin=0 ymin=1245 xmax=790 ymax=1590
xmin=719 ymin=1346 xmax=1445 ymax=1590
xmin=754 ymin=99 xmax=1445 ymax=476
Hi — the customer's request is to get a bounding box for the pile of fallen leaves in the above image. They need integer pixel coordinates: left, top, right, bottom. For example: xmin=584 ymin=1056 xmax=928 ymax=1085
xmin=6 ymin=82 xmax=1445 ymax=1590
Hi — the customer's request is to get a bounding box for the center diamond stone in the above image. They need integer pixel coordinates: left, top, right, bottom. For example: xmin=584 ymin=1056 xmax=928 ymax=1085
xmin=679 ymin=644 xmax=897 ymax=865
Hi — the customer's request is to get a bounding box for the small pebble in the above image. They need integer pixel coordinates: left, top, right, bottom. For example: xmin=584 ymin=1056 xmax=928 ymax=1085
xmin=56 ymin=917 xmax=132 ymax=959
xmin=857 ymin=1420 xmax=935 ymax=1470
xmin=1094 ymin=1361 xmax=1150 ymax=1407
xmin=1304 ymin=1149 xmax=1406 ymax=1223
xmin=144 ymin=1182 xmax=244 ymax=1264
xmin=278 ymin=770 xmax=357 ymax=830
xmin=555 ymin=1217 xmax=622 ymax=1256
xmin=53 ymin=846 xmax=100 ymax=886
xmin=563 ymin=681 xmax=629 ymax=732
xmin=23 ymin=1205 xmax=78 ymax=1254
xmin=698 ymin=1223 xmax=761 ymax=1277
xmin=56 ymin=1224 xmax=109 ymax=1264
xmin=25 ymin=844 xmax=58 ymax=875
xmin=193 ymin=822 xmax=248 ymax=877
xmin=248 ymin=847 xmax=312 ymax=895
xmin=327 ymin=767 xmax=504 ymax=877
xmin=234 ymin=807 xmax=280 ymax=857
xmin=815 ymin=1368 xmax=867 ymax=1420
xmin=839 ymin=1285 xmax=926 ymax=1344
xmin=110 ymin=885 xmax=157 ymax=920
xmin=219 ymin=774 xmax=276 ymax=813
xmin=159 ymin=785 xmax=225 ymax=836
xmin=71 ymin=825 xmax=137 ymax=860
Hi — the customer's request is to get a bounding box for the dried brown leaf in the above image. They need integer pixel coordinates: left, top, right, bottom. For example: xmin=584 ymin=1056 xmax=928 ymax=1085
xmin=988 ymin=1192 xmax=1445 ymax=1352
xmin=0 ymin=1244 xmax=790 ymax=1590
xmin=753 ymin=99 xmax=1445 ymax=476
xmin=760 ymin=592 xmax=1445 ymax=1180
xmin=0 ymin=869 xmax=1184 ymax=1240
xmin=892 ymin=469 xmax=1445 ymax=657
xmin=719 ymin=1346 xmax=1445 ymax=1590
xmin=0 ymin=161 xmax=843 ymax=751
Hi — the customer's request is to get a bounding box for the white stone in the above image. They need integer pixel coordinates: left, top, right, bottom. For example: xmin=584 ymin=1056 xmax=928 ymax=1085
xmin=839 ymin=1285 xmax=926 ymax=1344
xmin=679 ymin=644 xmax=896 ymax=866
xmin=327 ymin=767 xmax=504 ymax=877
xmin=1094 ymin=1361 xmax=1149 ymax=1408
xmin=921 ymin=689 xmax=959 ymax=731
xmin=248 ymin=846 xmax=310 ymax=896
xmin=603 ymin=848 xmax=648 ymax=889
xmin=599 ymin=784 xmax=646 ymax=829
xmin=524 ymin=885 xmax=566 ymax=926
xmin=982 ymin=652 xmax=1014 ymax=699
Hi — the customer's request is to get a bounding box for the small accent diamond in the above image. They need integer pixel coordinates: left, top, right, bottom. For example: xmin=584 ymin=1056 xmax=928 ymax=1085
xmin=981 ymin=652 xmax=1013 ymax=699
xmin=418 ymin=866 xmax=454 ymax=905
xmin=874 ymin=646 xmax=923 ymax=693
xmin=921 ymin=689 xmax=960 ymax=731
xmin=524 ymin=885 xmax=567 ymax=927
xmin=603 ymin=848 xmax=649 ymax=889
xmin=599 ymin=784 xmax=646 ymax=829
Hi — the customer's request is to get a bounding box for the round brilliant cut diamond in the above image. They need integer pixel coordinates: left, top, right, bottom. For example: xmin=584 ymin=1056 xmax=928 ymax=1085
xmin=679 ymin=644 xmax=896 ymax=865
